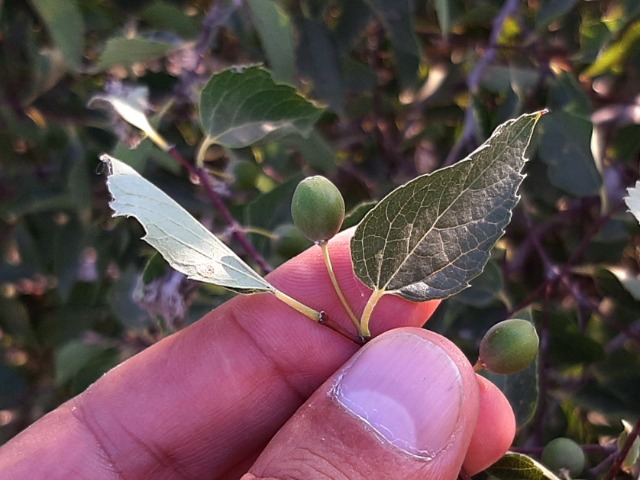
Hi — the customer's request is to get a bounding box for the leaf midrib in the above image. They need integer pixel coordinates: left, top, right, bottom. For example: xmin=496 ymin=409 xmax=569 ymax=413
xmin=379 ymin=129 xmax=521 ymax=293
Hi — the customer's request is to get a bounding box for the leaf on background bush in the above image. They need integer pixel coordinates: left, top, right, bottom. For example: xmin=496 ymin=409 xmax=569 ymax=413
xmin=102 ymin=155 xmax=275 ymax=294
xmin=363 ymin=0 xmax=422 ymax=88
xmin=244 ymin=175 xmax=303 ymax=256
xmin=140 ymin=2 xmax=200 ymax=38
xmin=536 ymin=0 xmax=579 ymax=28
xmin=246 ymin=0 xmax=295 ymax=84
xmin=111 ymin=138 xmax=178 ymax=173
xmin=296 ymin=17 xmax=346 ymax=115
xmin=281 ymin=131 xmax=338 ymax=173
xmin=432 ymin=0 xmax=451 ymax=37
xmin=351 ymin=111 xmax=542 ymax=302
xmin=454 ymin=260 xmax=504 ymax=308
xmin=584 ymin=20 xmax=640 ymax=77
xmin=486 ymin=452 xmax=561 ymax=480
xmin=199 ymin=66 xmax=323 ymax=149
xmin=94 ymin=37 xmax=177 ymax=72
xmin=28 ymin=0 xmax=84 ymax=68
xmin=537 ymin=111 xmax=601 ymax=197
xmin=55 ymin=340 xmax=105 ymax=385
xmin=28 ymin=48 xmax=67 ymax=101
xmin=88 ymin=85 xmax=169 ymax=150
xmin=625 ymin=180 xmax=640 ymax=225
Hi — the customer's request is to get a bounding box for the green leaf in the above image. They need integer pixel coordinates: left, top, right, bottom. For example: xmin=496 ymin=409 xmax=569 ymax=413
xmin=95 ymin=37 xmax=176 ymax=72
xmin=536 ymin=0 xmax=579 ymax=28
xmin=199 ymin=66 xmax=323 ymax=149
xmin=454 ymin=260 xmax=504 ymax=308
xmin=351 ymin=111 xmax=542 ymax=302
xmin=244 ymin=175 xmax=303 ymax=257
xmin=486 ymin=452 xmax=561 ymax=480
xmin=88 ymin=85 xmax=169 ymax=150
xmin=625 ymin=180 xmax=640 ymax=225
xmin=280 ymin=130 xmax=338 ymax=173
xmin=363 ymin=0 xmax=421 ymax=88
xmin=432 ymin=0 xmax=451 ymax=37
xmin=28 ymin=0 xmax=84 ymax=68
xmin=296 ymin=16 xmax=346 ymax=115
xmin=583 ymin=20 xmax=640 ymax=77
xmin=140 ymin=2 xmax=200 ymax=38
xmin=101 ymin=155 xmax=275 ymax=294
xmin=55 ymin=340 xmax=104 ymax=385
xmin=246 ymin=0 xmax=295 ymax=84
xmin=537 ymin=111 xmax=601 ymax=197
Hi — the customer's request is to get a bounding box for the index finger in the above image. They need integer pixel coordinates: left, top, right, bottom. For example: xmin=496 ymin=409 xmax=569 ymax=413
xmin=0 ymin=230 xmax=438 ymax=479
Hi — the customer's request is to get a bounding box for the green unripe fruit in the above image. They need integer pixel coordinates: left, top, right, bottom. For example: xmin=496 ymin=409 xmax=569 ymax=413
xmin=541 ymin=437 xmax=586 ymax=476
xmin=272 ymin=224 xmax=312 ymax=258
xmin=478 ymin=319 xmax=539 ymax=374
xmin=232 ymin=160 xmax=260 ymax=190
xmin=291 ymin=176 xmax=345 ymax=243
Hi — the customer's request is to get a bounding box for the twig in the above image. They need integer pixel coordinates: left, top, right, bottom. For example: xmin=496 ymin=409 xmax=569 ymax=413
xmin=604 ymin=416 xmax=640 ymax=480
xmin=174 ymin=0 xmax=245 ymax=102
xmin=507 ymin=200 xmax=625 ymax=318
xmin=443 ymin=0 xmax=521 ymax=166
xmin=167 ymin=146 xmax=273 ymax=273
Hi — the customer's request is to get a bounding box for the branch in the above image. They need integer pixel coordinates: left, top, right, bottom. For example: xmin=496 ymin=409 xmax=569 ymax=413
xmin=167 ymin=146 xmax=273 ymax=274
xmin=443 ymin=0 xmax=521 ymax=166
xmin=174 ymin=0 xmax=245 ymax=102
xmin=604 ymin=416 xmax=640 ymax=480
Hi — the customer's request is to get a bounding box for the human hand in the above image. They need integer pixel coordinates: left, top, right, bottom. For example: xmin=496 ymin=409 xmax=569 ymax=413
xmin=0 ymin=231 xmax=515 ymax=479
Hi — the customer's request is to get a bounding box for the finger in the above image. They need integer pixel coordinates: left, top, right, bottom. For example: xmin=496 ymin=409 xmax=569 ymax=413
xmin=267 ymin=230 xmax=441 ymax=335
xmin=464 ymin=376 xmax=516 ymax=474
xmin=244 ymin=328 xmax=481 ymax=480
xmin=0 ymin=230 xmax=438 ymax=479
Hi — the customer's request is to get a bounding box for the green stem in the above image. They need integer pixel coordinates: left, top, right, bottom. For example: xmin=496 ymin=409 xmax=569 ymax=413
xmin=472 ymin=360 xmax=484 ymax=372
xmin=360 ymin=288 xmax=385 ymax=338
xmin=244 ymin=226 xmax=277 ymax=239
xmin=319 ymin=241 xmax=361 ymax=334
xmin=146 ymin=127 xmax=170 ymax=152
xmin=273 ymin=289 xmax=323 ymax=322
xmin=196 ymin=136 xmax=215 ymax=168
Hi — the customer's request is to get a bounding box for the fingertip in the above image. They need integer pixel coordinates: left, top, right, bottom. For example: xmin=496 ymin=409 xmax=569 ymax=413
xmin=463 ymin=375 xmax=516 ymax=474
xmin=247 ymin=329 xmax=480 ymax=480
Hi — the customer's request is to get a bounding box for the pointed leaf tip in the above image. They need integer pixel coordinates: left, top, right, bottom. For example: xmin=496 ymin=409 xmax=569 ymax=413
xmin=101 ymin=154 xmax=274 ymax=294
xmin=199 ymin=66 xmax=323 ymax=149
xmin=351 ymin=111 xmax=542 ymax=302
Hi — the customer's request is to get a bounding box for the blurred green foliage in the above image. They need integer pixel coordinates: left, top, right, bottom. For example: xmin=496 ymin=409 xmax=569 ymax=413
xmin=0 ymin=0 xmax=639 ymax=477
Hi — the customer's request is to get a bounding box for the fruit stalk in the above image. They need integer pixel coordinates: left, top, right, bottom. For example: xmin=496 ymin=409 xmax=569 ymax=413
xmin=273 ymin=289 xmax=323 ymax=322
xmin=319 ymin=241 xmax=361 ymax=334
xmin=359 ymin=288 xmax=385 ymax=338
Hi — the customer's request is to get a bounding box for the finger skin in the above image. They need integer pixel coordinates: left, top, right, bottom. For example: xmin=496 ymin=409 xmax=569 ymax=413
xmin=243 ymin=329 xmax=480 ymax=480
xmin=0 ymin=231 xmax=513 ymax=479
xmin=463 ymin=376 xmax=516 ymax=474
xmin=0 ymin=232 xmax=436 ymax=479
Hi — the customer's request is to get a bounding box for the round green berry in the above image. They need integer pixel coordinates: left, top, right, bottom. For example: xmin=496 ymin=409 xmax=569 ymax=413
xmin=478 ymin=319 xmax=539 ymax=374
xmin=541 ymin=437 xmax=586 ymax=476
xmin=272 ymin=224 xmax=312 ymax=258
xmin=291 ymin=176 xmax=345 ymax=243
xmin=232 ymin=160 xmax=260 ymax=190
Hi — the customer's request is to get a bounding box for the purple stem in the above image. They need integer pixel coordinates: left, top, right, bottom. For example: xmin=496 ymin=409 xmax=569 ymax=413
xmin=604 ymin=416 xmax=640 ymax=480
xmin=443 ymin=0 xmax=522 ymax=166
xmin=167 ymin=146 xmax=273 ymax=273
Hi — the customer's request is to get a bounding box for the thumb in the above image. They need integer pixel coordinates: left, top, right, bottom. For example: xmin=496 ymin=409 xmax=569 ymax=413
xmin=242 ymin=328 xmax=480 ymax=480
